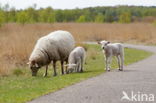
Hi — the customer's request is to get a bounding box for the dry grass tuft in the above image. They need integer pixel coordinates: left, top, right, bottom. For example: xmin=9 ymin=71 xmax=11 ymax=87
xmin=0 ymin=23 xmax=156 ymax=75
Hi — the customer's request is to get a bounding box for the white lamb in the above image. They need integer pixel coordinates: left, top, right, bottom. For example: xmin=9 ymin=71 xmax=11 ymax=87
xmin=98 ymin=40 xmax=124 ymax=71
xmin=65 ymin=46 xmax=86 ymax=73
xmin=27 ymin=30 xmax=75 ymax=76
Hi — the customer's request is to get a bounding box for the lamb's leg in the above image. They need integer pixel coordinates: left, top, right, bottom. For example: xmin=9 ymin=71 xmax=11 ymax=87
xmin=120 ymin=55 xmax=124 ymax=71
xmin=43 ymin=65 xmax=48 ymax=77
xmin=106 ymin=56 xmax=112 ymax=71
xmin=61 ymin=60 xmax=64 ymax=75
xmin=80 ymin=58 xmax=83 ymax=73
xmin=116 ymin=56 xmax=121 ymax=70
xmin=53 ymin=61 xmax=57 ymax=76
xmin=105 ymin=57 xmax=108 ymax=71
xmin=76 ymin=63 xmax=79 ymax=72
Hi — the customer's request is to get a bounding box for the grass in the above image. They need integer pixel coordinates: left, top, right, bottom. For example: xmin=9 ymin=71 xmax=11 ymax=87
xmin=0 ymin=23 xmax=156 ymax=75
xmin=0 ymin=44 xmax=152 ymax=103
xmin=0 ymin=23 xmax=156 ymax=76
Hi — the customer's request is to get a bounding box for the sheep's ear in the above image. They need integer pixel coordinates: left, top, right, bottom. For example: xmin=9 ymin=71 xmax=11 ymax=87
xmin=35 ymin=63 xmax=39 ymax=68
xmin=97 ymin=41 xmax=101 ymax=44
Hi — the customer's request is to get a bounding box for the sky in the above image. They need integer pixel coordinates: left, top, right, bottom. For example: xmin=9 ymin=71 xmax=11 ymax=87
xmin=0 ymin=0 xmax=156 ymax=10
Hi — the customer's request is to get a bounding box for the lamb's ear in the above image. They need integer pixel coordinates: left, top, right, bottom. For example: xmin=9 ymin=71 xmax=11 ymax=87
xmin=35 ymin=63 xmax=39 ymax=68
xmin=107 ymin=41 xmax=110 ymax=44
xmin=97 ymin=41 xmax=101 ymax=45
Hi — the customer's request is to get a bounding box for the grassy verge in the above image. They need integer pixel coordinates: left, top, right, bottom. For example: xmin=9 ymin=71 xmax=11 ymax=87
xmin=0 ymin=44 xmax=152 ymax=103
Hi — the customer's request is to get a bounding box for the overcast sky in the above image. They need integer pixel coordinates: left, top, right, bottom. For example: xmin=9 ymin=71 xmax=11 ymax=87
xmin=0 ymin=0 xmax=156 ymax=10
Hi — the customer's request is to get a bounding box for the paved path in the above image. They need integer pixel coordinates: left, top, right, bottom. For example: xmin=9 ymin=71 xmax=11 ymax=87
xmin=29 ymin=44 xmax=156 ymax=103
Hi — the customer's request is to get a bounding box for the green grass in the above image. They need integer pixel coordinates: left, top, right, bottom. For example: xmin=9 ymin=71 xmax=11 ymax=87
xmin=0 ymin=44 xmax=152 ymax=103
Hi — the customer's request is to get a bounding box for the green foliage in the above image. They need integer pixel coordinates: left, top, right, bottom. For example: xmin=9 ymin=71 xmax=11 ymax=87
xmin=0 ymin=10 xmax=5 ymax=26
xmin=0 ymin=44 xmax=152 ymax=103
xmin=94 ymin=13 xmax=105 ymax=23
xmin=119 ymin=12 xmax=132 ymax=23
xmin=8 ymin=7 xmax=16 ymax=22
xmin=0 ymin=5 xmax=156 ymax=24
xmin=25 ymin=7 xmax=38 ymax=23
xmin=105 ymin=9 xmax=116 ymax=22
xmin=17 ymin=11 xmax=28 ymax=25
xmin=76 ymin=15 xmax=86 ymax=23
xmin=39 ymin=7 xmax=55 ymax=23
xmin=55 ymin=10 xmax=64 ymax=22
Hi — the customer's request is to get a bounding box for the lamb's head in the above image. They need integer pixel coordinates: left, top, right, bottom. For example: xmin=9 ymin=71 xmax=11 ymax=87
xmin=98 ymin=40 xmax=110 ymax=49
xmin=65 ymin=64 xmax=77 ymax=73
xmin=27 ymin=60 xmax=41 ymax=76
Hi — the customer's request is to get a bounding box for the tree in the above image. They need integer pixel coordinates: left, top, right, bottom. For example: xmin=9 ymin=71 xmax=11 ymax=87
xmin=105 ymin=9 xmax=116 ymax=22
xmin=0 ymin=10 xmax=5 ymax=26
xmin=17 ymin=11 xmax=28 ymax=25
xmin=3 ymin=4 xmax=10 ymax=23
xmin=94 ymin=13 xmax=105 ymax=23
xmin=25 ymin=7 xmax=38 ymax=23
xmin=39 ymin=7 xmax=55 ymax=23
xmin=76 ymin=15 xmax=86 ymax=23
xmin=119 ymin=12 xmax=132 ymax=23
xmin=8 ymin=7 xmax=16 ymax=22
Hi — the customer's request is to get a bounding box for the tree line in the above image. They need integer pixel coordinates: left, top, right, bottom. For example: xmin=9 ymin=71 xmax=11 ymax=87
xmin=0 ymin=4 xmax=156 ymax=25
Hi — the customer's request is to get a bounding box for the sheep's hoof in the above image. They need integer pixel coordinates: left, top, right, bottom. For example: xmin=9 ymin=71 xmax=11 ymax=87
xmin=43 ymin=73 xmax=47 ymax=77
xmin=119 ymin=69 xmax=123 ymax=71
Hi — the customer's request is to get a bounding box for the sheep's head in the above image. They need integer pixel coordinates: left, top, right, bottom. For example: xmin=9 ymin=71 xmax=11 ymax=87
xmin=27 ymin=60 xmax=40 ymax=76
xmin=65 ymin=64 xmax=77 ymax=73
xmin=98 ymin=40 xmax=110 ymax=50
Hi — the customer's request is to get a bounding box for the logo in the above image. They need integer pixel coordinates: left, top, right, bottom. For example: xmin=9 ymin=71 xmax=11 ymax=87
xmin=121 ymin=91 xmax=155 ymax=102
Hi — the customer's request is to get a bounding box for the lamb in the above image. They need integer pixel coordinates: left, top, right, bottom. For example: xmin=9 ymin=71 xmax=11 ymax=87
xmin=98 ymin=40 xmax=124 ymax=71
xmin=65 ymin=46 xmax=86 ymax=73
xmin=27 ymin=30 xmax=75 ymax=76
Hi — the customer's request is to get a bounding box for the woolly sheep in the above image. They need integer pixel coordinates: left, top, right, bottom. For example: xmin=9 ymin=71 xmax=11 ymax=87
xmin=27 ymin=30 xmax=75 ymax=76
xmin=98 ymin=40 xmax=124 ymax=71
xmin=65 ymin=46 xmax=86 ymax=73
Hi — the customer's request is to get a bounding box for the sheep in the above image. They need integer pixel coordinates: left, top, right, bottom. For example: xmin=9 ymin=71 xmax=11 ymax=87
xmin=98 ymin=40 xmax=124 ymax=71
xmin=65 ymin=46 xmax=86 ymax=73
xmin=27 ymin=30 xmax=75 ymax=76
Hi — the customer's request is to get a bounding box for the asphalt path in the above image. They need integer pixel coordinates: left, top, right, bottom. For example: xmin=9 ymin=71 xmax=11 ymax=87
xmin=28 ymin=44 xmax=156 ymax=103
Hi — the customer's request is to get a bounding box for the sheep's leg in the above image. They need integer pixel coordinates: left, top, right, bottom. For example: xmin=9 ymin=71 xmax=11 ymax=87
xmin=116 ymin=56 xmax=121 ymax=70
xmin=43 ymin=65 xmax=48 ymax=77
xmin=65 ymin=59 xmax=68 ymax=74
xmin=53 ymin=61 xmax=57 ymax=76
xmin=61 ymin=61 xmax=64 ymax=75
